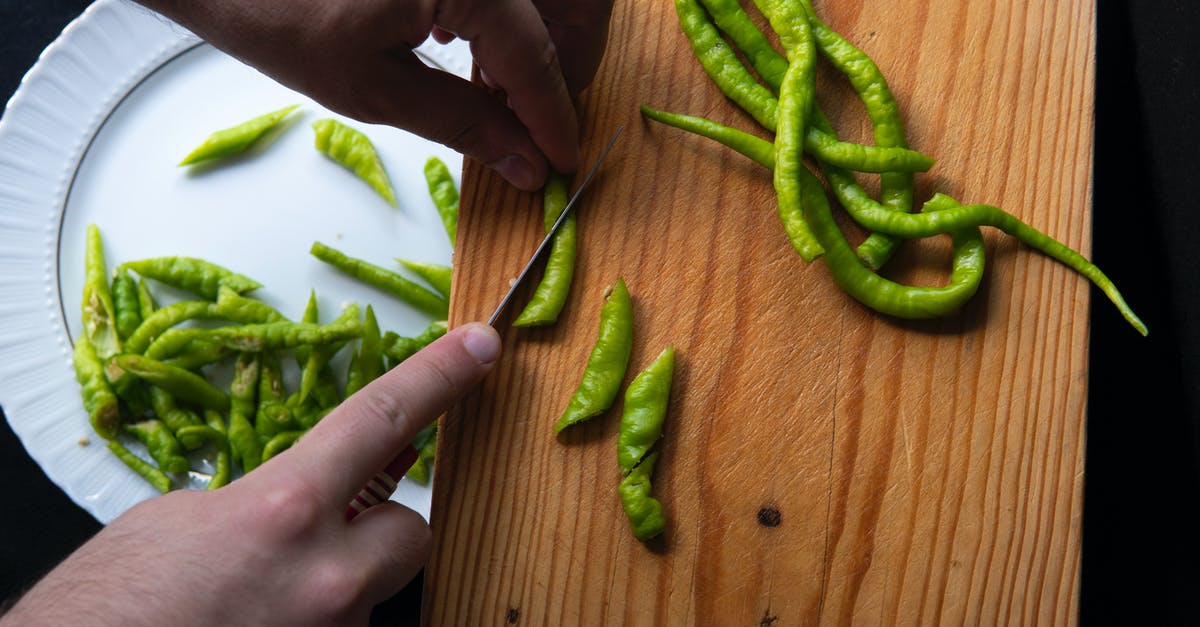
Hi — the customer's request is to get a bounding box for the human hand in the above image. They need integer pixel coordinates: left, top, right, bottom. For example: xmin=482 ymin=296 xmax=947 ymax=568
xmin=137 ymin=0 xmax=615 ymax=191
xmin=1 ymin=323 xmax=502 ymax=627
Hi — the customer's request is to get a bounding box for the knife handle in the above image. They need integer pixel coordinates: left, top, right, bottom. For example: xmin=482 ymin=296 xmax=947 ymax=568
xmin=344 ymin=445 xmax=419 ymax=521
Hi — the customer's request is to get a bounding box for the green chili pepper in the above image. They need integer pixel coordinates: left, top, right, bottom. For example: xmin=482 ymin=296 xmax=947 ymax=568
xmin=227 ymin=351 xmax=262 ymax=473
xmin=203 ymin=410 xmax=231 ymax=490
xmin=555 ymin=279 xmax=634 ymax=434
xmin=513 ymin=171 xmax=576 ymax=327
xmin=640 ymin=105 xmax=930 ymax=174
xmin=397 ymin=259 xmax=452 ymax=300
xmin=72 ymin=336 xmax=120 ymax=441
xmin=111 ymin=269 xmax=142 ymax=341
xmin=424 ymin=156 xmax=460 ymax=243
xmin=404 ymin=422 xmax=438 ymax=485
xmin=107 ymin=441 xmax=172 ymax=494
xmin=294 ymin=289 xmax=320 ymax=368
xmin=796 ymin=0 xmax=914 ymax=270
xmin=346 ymin=305 xmax=383 ymax=397
xmin=123 ymin=300 xmax=220 ymax=355
xmin=82 ymin=224 xmax=122 ymax=359
xmin=674 ymin=0 xmax=779 ymax=130
xmin=110 ymin=354 xmax=230 ymax=411
xmin=381 ymin=321 xmax=448 ymax=364
xmin=261 ymin=431 xmax=304 ymax=463
xmin=698 ymin=0 xmax=788 ymax=90
xmin=638 ymin=107 xmax=919 ymax=271
xmin=617 ymin=346 xmax=676 ymax=475
xmin=296 ymin=305 xmax=358 ymax=404
xmin=125 ymin=419 xmax=190 ymax=474
xmin=753 ymin=0 xmax=822 ymax=262
xmin=312 ymin=118 xmax=397 ymax=206
xmin=310 ymin=241 xmax=447 ymax=317
xmin=672 ymin=0 xmax=932 ymax=176
xmin=204 ymin=316 xmax=363 ymax=353
xmin=175 ymin=424 xmax=228 ymax=451
xmin=796 ymin=166 xmax=986 ymax=319
xmin=163 ymin=344 xmax=231 ymax=372
xmin=179 ymin=104 xmax=301 ymax=166
xmin=135 ymin=278 xmax=157 ymax=321
xmin=843 ymin=192 xmax=1146 ymax=333
xmin=215 ymin=285 xmax=287 ymax=324
xmin=618 ymin=451 xmax=666 ymax=541
xmin=147 ymin=385 xmax=203 ymax=445
xmin=255 ymin=350 xmax=296 ymax=439
xmin=121 ymin=256 xmax=260 ymax=301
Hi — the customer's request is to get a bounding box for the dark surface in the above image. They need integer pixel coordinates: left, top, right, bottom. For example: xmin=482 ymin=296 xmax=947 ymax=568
xmin=0 ymin=1 xmax=1196 ymax=624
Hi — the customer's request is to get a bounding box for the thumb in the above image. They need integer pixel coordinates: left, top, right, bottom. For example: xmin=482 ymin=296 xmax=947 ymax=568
xmin=252 ymin=323 xmax=502 ymax=509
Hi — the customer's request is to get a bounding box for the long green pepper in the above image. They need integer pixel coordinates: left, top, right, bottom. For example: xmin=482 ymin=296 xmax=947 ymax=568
xmin=310 ymin=242 xmax=448 ymax=318
xmin=555 ymin=279 xmax=634 ymax=434
xmin=423 ymin=157 xmax=460 ymax=244
xmin=121 ymin=256 xmax=260 ymax=300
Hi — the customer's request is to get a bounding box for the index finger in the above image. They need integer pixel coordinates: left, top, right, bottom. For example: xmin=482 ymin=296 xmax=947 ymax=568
xmin=442 ymin=0 xmax=580 ymax=173
xmin=254 ymin=323 xmax=501 ymax=508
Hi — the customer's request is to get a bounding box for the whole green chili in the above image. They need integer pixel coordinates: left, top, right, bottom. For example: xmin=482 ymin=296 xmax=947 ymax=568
xmin=555 ymin=279 xmax=634 ymax=434
xmin=796 ymin=0 xmax=914 ymax=269
xmin=797 ymin=166 xmax=986 ymax=319
xmin=617 ymin=346 xmax=676 ymax=475
xmin=424 ymin=156 xmax=460 ymax=244
xmin=107 ymin=441 xmax=172 ymax=494
xmin=179 ymin=104 xmax=301 ymax=166
xmin=312 ymin=118 xmax=398 ymax=206
xmin=121 ymin=256 xmax=260 ymax=300
xmin=618 ymin=451 xmax=666 ymax=541
xmin=310 ymin=241 xmax=448 ymax=318
xmin=513 ymin=171 xmax=577 ymax=327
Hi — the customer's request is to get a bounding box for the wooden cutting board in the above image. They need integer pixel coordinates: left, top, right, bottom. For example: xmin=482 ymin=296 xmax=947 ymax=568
xmin=425 ymin=0 xmax=1096 ymax=624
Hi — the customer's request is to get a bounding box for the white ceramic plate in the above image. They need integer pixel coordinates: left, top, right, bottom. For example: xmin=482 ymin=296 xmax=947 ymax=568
xmin=0 ymin=0 xmax=472 ymax=524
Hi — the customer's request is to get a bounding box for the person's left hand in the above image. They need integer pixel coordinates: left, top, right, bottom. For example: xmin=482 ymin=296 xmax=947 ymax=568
xmin=1 ymin=323 xmax=502 ymax=627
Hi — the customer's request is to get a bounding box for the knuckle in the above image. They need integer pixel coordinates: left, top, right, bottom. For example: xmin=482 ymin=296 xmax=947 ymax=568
xmin=304 ymin=559 xmax=370 ymax=622
xmin=354 ymin=386 xmax=413 ymax=437
xmin=245 ymin=477 xmax=325 ymax=542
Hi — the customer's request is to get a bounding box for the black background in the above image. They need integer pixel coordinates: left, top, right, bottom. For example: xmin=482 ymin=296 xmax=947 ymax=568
xmin=1 ymin=1 xmax=1196 ymax=624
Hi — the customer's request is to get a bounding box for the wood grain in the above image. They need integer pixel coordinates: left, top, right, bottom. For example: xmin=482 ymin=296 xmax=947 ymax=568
xmin=424 ymin=0 xmax=1095 ymax=624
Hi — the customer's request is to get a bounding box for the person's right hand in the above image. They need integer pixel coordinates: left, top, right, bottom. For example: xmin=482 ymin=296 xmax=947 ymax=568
xmin=138 ymin=0 xmax=616 ymax=191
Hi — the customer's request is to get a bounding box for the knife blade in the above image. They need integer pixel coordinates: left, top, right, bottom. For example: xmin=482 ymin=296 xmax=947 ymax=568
xmin=487 ymin=126 xmax=624 ymax=326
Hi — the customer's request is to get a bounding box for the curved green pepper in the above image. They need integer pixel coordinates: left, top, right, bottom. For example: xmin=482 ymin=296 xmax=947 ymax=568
xmin=122 ymin=256 xmax=260 ymax=301
xmin=513 ymin=171 xmax=576 ymax=327
xmin=72 ymin=336 xmax=120 ymax=441
xmin=618 ymin=451 xmax=666 ymax=541
xmin=125 ymin=419 xmax=190 ymax=474
xmin=312 ymin=118 xmax=397 ymax=206
xmin=424 ymin=156 xmax=459 ymax=243
xmin=179 ymin=104 xmax=300 ymax=166
xmin=555 ymin=279 xmax=634 ymax=434
xmin=617 ymin=346 xmax=676 ymax=475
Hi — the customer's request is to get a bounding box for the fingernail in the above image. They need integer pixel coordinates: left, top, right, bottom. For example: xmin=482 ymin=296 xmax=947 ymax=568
xmin=462 ymin=324 xmax=501 ymax=365
xmin=494 ymin=154 xmax=537 ymax=190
